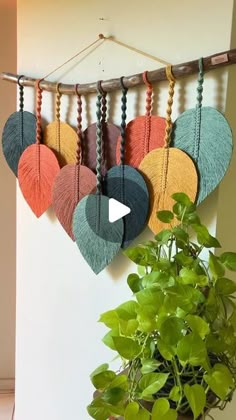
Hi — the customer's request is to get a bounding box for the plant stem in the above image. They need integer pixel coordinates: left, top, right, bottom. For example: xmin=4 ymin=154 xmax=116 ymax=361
xmin=172 ymin=357 xmax=183 ymax=410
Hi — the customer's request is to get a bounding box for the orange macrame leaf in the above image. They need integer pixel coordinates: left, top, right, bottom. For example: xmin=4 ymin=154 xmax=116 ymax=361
xmin=116 ymin=116 xmax=166 ymax=167
xmin=18 ymin=144 xmax=60 ymax=217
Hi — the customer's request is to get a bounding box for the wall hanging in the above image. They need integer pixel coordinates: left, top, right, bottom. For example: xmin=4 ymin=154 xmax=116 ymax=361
xmin=72 ymin=85 xmax=123 ymax=274
xmin=171 ymin=58 xmax=233 ymax=204
xmin=104 ymin=77 xmax=149 ymax=248
xmin=18 ymin=80 xmax=60 ymax=217
xmin=1 ymin=36 xmax=236 ymax=272
xmin=115 ymin=71 xmax=166 ymax=167
xmin=43 ymin=83 xmax=78 ymax=167
xmin=2 ymin=75 xmax=36 ymax=176
xmin=139 ymin=66 xmax=198 ymax=234
xmin=52 ymin=86 xmax=96 ymax=239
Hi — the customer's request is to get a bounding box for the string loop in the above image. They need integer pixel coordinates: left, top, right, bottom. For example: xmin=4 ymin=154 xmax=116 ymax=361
xmin=143 ymin=71 xmax=153 ymax=117
xmin=161 ymin=66 xmax=175 ymax=194
xmin=35 ymin=79 xmax=43 ymax=145
xmin=120 ymin=76 xmax=128 ymax=166
xmin=164 ymin=65 xmax=175 ymax=148
xmin=193 ymin=58 xmax=204 ymax=161
xmin=18 ymin=75 xmax=24 ymax=112
xmin=96 ymin=84 xmax=103 ymax=195
xmin=55 ymin=83 xmax=61 ymax=122
xmin=75 ymin=84 xmax=83 ymax=166
xmin=196 ymin=57 xmax=204 ymax=107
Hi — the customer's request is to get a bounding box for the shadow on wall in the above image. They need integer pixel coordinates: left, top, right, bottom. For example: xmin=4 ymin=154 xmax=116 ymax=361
xmin=0 ymin=0 xmax=17 ymax=386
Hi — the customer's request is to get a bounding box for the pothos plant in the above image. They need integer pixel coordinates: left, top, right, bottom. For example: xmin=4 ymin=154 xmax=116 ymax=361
xmin=87 ymin=193 xmax=236 ymax=420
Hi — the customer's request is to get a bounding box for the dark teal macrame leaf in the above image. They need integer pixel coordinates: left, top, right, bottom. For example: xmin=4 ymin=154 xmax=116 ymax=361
xmin=104 ymin=165 xmax=149 ymax=248
xmin=2 ymin=111 xmax=36 ymax=176
xmin=72 ymin=194 xmax=123 ymax=274
xmin=171 ymin=107 xmax=233 ymax=204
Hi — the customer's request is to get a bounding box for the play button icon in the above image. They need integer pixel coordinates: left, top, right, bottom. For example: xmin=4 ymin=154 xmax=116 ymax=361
xmin=109 ymin=198 xmax=131 ymax=223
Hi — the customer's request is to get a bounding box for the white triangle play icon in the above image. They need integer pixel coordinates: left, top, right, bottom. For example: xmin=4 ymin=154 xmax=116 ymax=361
xmin=109 ymin=198 xmax=131 ymax=223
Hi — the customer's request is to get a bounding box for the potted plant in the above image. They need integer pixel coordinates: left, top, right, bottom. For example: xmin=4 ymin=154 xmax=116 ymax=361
xmin=87 ymin=193 xmax=236 ymax=420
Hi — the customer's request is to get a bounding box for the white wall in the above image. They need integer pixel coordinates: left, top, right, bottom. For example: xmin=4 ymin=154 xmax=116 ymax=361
xmin=0 ymin=0 xmax=16 ymax=390
xmin=16 ymin=0 xmax=235 ymax=419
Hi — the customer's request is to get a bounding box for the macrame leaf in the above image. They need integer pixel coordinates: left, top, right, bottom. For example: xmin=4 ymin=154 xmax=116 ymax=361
xmin=116 ymin=115 xmax=166 ymax=167
xmin=43 ymin=121 xmax=78 ymax=167
xmin=104 ymin=165 xmax=149 ymax=248
xmin=2 ymin=111 xmax=36 ymax=176
xmin=73 ymin=194 xmax=123 ymax=274
xmin=83 ymin=122 xmax=120 ymax=174
xmin=171 ymin=107 xmax=233 ymax=203
xmin=52 ymin=164 xmax=96 ymax=240
xmin=18 ymin=144 xmax=60 ymax=217
xmin=139 ymin=148 xmax=198 ymax=233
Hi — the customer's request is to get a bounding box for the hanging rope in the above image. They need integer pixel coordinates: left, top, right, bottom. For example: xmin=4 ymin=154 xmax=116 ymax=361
xmin=193 ymin=57 xmax=204 ymax=161
xmin=143 ymin=70 xmax=153 ymax=155
xmin=55 ymin=83 xmax=61 ymax=153
xmin=35 ymin=79 xmax=43 ymax=145
xmin=119 ymin=76 xmax=128 ymax=166
xmin=18 ymin=75 xmax=24 ymax=112
xmin=75 ymin=84 xmax=83 ymax=167
xmin=96 ymin=88 xmax=103 ymax=196
xmin=161 ymin=65 xmax=176 ymax=194
xmin=164 ymin=65 xmax=175 ymax=148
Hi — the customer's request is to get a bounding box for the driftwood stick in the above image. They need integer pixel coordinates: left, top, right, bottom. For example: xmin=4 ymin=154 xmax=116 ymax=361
xmin=0 ymin=48 xmax=236 ymax=95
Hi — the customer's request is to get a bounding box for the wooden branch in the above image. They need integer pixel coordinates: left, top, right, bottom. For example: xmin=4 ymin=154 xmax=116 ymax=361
xmin=1 ymin=48 xmax=236 ymax=95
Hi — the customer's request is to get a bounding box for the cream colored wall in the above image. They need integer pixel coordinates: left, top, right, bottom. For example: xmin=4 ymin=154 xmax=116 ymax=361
xmin=217 ymin=0 xmax=236 ymax=255
xmin=0 ymin=0 xmax=16 ymax=389
xmin=16 ymin=0 xmax=235 ymax=419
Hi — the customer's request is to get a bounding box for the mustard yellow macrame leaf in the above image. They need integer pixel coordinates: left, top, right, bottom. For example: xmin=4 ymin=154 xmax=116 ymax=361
xmin=139 ymin=147 xmax=198 ymax=233
xmin=43 ymin=121 xmax=78 ymax=167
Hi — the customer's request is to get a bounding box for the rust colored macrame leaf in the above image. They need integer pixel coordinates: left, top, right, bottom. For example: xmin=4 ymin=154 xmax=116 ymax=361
xmin=52 ymin=164 xmax=96 ymax=240
xmin=116 ymin=115 xmax=166 ymax=168
xmin=18 ymin=144 xmax=60 ymax=217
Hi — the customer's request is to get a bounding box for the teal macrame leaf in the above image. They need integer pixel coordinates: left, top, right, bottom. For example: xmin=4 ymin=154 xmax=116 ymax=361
xmin=104 ymin=164 xmax=149 ymax=248
xmin=2 ymin=111 xmax=36 ymax=176
xmin=171 ymin=107 xmax=233 ymax=204
xmin=72 ymin=194 xmax=123 ymax=274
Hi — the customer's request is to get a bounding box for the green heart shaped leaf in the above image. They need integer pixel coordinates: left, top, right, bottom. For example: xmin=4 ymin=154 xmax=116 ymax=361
xmin=220 ymin=252 xmax=236 ymax=271
xmin=204 ymin=363 xmax=233 ymax=400
xmin=177 ymin=333 xmax=207 ymax=367
xmin=112 ymin=337 xmax=141 ymax=360
xmin=157 ymin=210 xmax=174 ymax=223
xmin=139 ymin=373 xmax=169 ymax=399
xmin=184 ymin=384 xmax=206 ymax=420
xmin=124 ymin=401 xmax=139 ymax=419
xmin=186 ymin=315 xmax=210 ymax=339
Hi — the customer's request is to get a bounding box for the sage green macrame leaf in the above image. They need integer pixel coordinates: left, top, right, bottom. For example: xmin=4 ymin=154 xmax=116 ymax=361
xmin=72 ymin=194 xmax=123 ymax=274
xmin=2 ymin=111 xmax=36 ymax=176
xmin=172 ymin=107 xmax=233 ymax=204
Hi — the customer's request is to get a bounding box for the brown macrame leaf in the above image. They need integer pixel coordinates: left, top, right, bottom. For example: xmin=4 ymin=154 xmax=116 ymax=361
xmin=116 ymin=116 xmax=166 ymax=167
xmin=52 ymin=164 xmax=96 ymax=240
xmin=18 ymin=144 xmax=60 ymax=217
xmin=83 ymin=122 xmax=120 ymax=174
xmin=43 ymin=121 xmax=78 ymax=167
xmin=139 ymin=148 xmax=198 ymax=233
